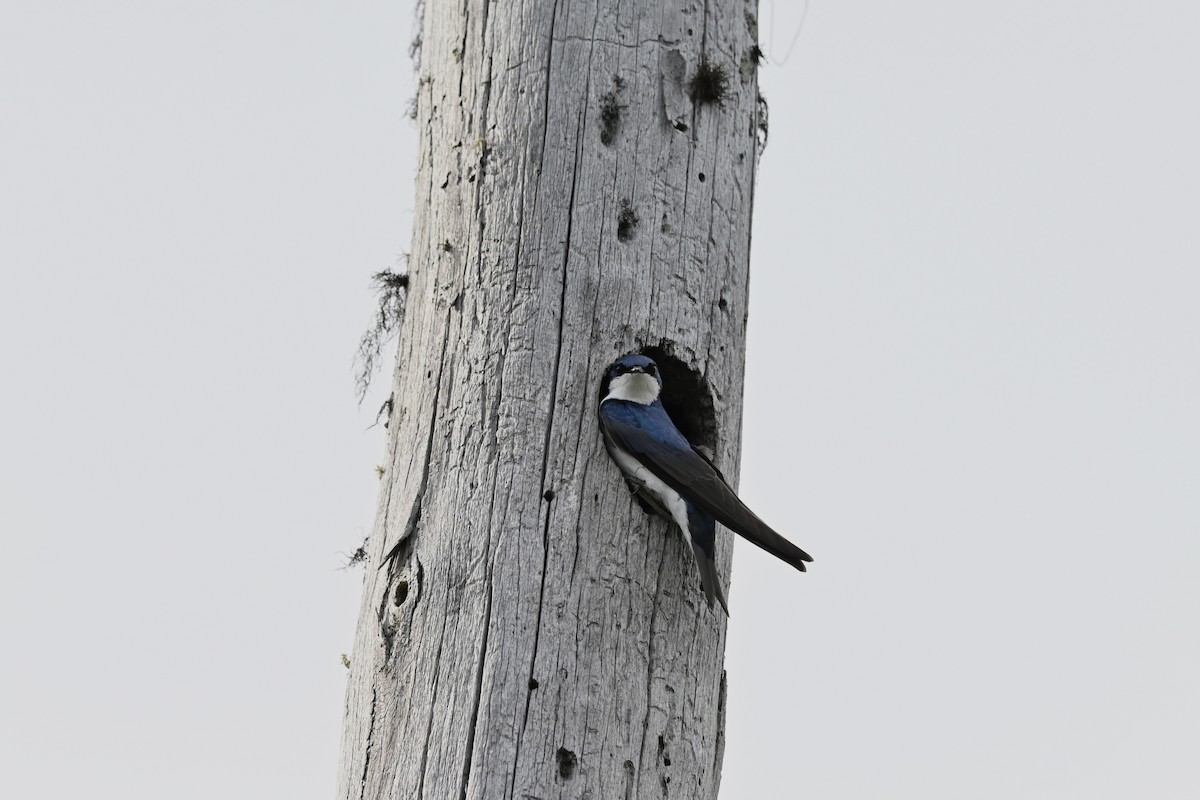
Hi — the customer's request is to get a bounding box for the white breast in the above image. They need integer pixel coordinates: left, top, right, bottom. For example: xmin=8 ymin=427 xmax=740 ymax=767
xmin=602 ymin=373 xmax=661 ymax=405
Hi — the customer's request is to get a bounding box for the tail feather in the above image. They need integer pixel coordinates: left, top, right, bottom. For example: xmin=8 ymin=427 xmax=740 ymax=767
xmin=689 ymin=539 xmax=730 ymax=615
xmin=737 ymin=520 xmax=813 ymax=572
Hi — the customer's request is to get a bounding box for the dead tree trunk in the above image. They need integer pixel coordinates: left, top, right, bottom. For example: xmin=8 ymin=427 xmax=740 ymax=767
xmin=337 ymin=1 xmax=765 ymax=797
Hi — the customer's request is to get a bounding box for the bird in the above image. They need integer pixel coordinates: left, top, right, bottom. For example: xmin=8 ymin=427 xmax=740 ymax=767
xmin=597 ymin=353 xmax=813 ymax=613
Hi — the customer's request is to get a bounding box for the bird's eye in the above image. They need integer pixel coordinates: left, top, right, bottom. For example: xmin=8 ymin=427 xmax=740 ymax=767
xmin=646 ymin=364 xmax=657 ymax=375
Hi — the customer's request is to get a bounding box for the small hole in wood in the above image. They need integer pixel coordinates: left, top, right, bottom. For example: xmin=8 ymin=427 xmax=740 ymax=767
xmin=617 ymin=200 xmax=639 ymax=242
xmin=556 ymin=747 xmax=578 ymax=781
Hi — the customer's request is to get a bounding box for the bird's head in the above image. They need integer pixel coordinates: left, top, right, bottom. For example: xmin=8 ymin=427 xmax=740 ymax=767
xmin=599 ymin=354 xmax=663 ymax=405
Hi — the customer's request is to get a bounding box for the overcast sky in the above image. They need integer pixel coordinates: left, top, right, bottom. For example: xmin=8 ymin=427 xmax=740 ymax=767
xmin=2 ymin=2 xmax=1198 ymax=798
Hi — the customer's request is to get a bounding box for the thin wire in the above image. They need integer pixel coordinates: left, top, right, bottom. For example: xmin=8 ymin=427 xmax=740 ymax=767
xmin=764 ymin=0 xmax=812 ymax=67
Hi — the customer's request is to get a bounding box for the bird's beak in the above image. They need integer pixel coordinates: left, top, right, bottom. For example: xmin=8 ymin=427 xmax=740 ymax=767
xmin=629 ymin=366 xmax=645 ymax=374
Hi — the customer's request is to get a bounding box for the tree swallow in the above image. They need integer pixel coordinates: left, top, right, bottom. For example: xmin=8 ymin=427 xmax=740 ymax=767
xmin=597 ymin=354 xmax=813 ymax=613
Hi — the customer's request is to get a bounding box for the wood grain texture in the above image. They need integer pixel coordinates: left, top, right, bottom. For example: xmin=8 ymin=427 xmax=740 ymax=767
xmin=337 ymin=1 xmax=764 ymax=797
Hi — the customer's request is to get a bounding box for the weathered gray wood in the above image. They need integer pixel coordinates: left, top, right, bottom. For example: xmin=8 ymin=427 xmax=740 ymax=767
xmin=337 ymin=1 xmax=763 ymax=797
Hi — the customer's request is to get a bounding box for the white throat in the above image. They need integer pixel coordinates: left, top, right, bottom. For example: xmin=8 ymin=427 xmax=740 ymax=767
xmin=603 ymin=373 xmax=661 ymax=405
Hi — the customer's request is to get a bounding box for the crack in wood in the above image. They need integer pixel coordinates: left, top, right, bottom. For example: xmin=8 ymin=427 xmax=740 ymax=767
xmin=459 ymin=575 xmax=494 ymax=799
xmin=636 ymin=550 xmax=669 ymax=780
xmin=358 ymin=688 xmax=378 ymax=800
xmin=504 ymin=2 xmax=564 ymax=795
xmin=711 ymin=670 xmax=727 ymax=795
xmin=415 ymin=584 xmax=452 ymax=800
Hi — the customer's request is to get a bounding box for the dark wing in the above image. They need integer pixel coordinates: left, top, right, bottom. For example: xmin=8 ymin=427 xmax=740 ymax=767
xmin=600 ymin=404 xmax=813 ymax=572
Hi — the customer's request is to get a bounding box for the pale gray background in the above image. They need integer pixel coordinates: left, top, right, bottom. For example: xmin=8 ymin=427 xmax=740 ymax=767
xmin=2 ymin=2 xmax=1197 ymax=798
